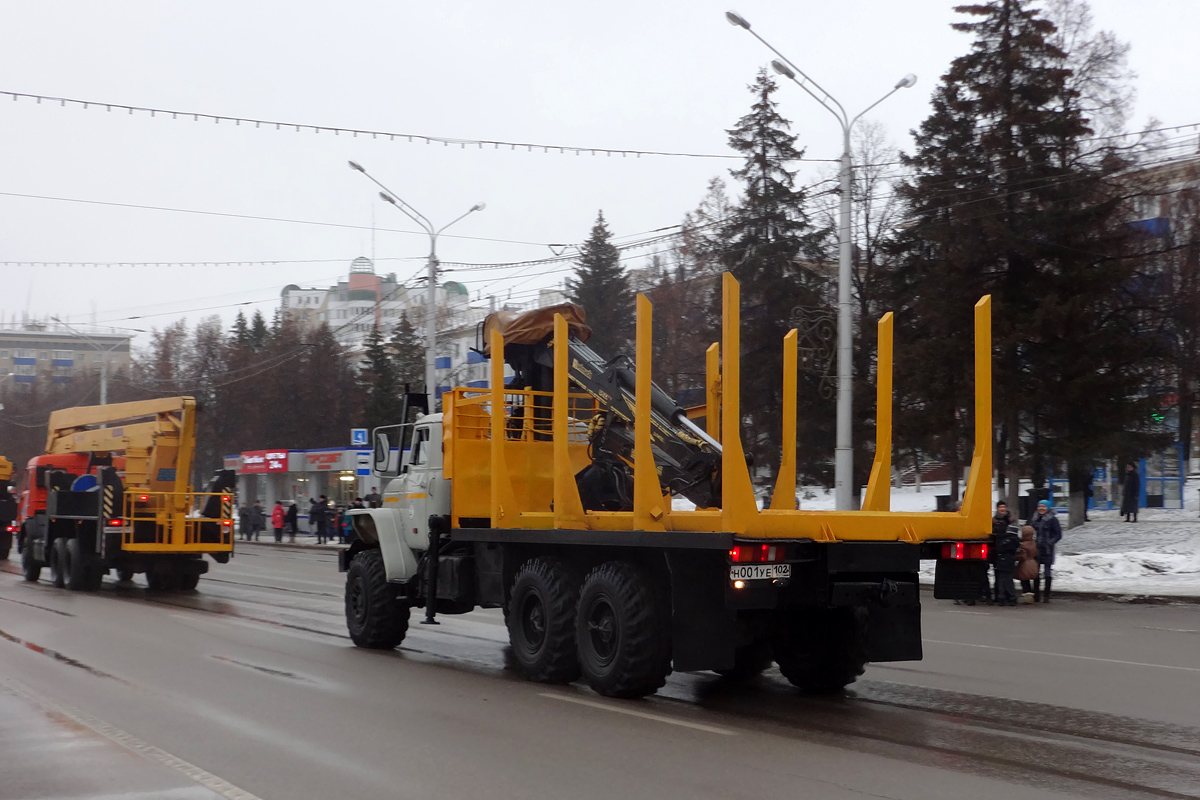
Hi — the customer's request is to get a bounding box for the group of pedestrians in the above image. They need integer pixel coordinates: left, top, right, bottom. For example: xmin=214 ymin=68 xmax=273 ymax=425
xmin=974 ymin=498 xmax=1061 ymax=606
xmin=236 ymin=488 xmax=385 ymax=545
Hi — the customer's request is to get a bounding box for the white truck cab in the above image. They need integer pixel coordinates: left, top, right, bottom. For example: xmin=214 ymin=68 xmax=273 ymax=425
xmin=347 ymin=414 xmax=450 ymax=582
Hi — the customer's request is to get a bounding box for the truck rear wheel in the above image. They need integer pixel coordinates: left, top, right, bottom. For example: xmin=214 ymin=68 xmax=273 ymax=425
xmin=177 ymin=572 xmax=201 ymax=591
xmin=146 ymin=571 xmax=178 ymax=591
xmin=64 ymin=538 xmax=102 ymax=592
xmin=0 ymin=528 xmax=11 ymax=561
xmin=345 ymin=548 xmax=409 ymax=649
xmin=771 ymin=607 xmax=868 ymax=694
xmin=507 ymin=557 xmax=581 ymax=684
xmin=49 ymin=538 xmax=68 ymax=588
xmin=575 ymin=561 xmax=672 ymax=698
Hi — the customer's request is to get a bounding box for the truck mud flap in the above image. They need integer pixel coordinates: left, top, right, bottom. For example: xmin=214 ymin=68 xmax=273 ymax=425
xmin=867 ymin=604 xmax=922 ymax=662
xmin=933 ymin=559 xmax=988 ymax=599
xmin=666 ymin=550 xmax=736 ymax=672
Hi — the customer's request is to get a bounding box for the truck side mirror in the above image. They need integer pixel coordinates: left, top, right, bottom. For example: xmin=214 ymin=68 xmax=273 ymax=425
xmin=373 ymin=432 xmax=391 ymax=474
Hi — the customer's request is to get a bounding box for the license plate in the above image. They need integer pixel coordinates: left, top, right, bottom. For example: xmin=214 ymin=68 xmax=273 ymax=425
xmin=729 ymin=563 xmax=791 ymax=581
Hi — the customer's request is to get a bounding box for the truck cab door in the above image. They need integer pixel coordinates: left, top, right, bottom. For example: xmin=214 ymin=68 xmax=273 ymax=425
xmin=400 ymin=424 xmax=435 ymax=551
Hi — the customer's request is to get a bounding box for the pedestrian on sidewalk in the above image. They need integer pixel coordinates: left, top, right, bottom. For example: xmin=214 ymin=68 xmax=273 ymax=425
xmin=988 ymin=501 xmax=1016 ymax=604
xmin=1030 ymin=499 xmax=1062 ymax=602
xmin=249 ymin=501 xmax=265 ymax=542
xmin=1016 ymin=525 xmax=1038 ymax=600
xmin=271 ymin=500 xmax=285 ymax=543
xmin=366 ymin=488 xmax=381 ymax=509
xmin=238 ymin=504 xmax=250 ymax=541
xmin=308 ymin=497 xmax=319 ymax=537
xmin=993 ymin=523 xmax=1020 ymax=606
xmin=284 ymin=501 xmax=299 ymax=543
xmin=1121 ymin=463 xmax=1140 ymax=522
xmin=313 ymin=495 xmax=329 ymax=544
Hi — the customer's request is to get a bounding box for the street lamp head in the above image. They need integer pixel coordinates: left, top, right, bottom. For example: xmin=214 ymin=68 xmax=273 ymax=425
xmin=895 ymin=73 xmax=918 ymax=90
xmin=770 ymin=60 xmax=795 ymax=80
xmin=725 ymin=10 xmax=750 ymax=29
xmin=379 ymin=192 xmax=396 ymax=205
xmin=348 ymin=160 xmax=365 ymax=172
xmin=472 ymin=202 xmax=486 ymax=212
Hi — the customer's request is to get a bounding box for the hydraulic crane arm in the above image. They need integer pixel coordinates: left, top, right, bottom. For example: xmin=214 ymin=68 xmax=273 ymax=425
xmin=483 ymin=306 xmax=721 ymax=510
xmin=44 ymin=397 xmax=197 ymax=495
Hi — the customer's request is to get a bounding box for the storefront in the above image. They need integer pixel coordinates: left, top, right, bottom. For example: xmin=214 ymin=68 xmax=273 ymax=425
xmin=226 ymin=447 xmax=375 ymax=519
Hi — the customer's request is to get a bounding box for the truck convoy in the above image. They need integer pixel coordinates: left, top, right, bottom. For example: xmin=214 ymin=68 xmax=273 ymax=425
xmin=13 ymin=397 xmax=236 ymax=591
xmin=341 ymin=273 xmax=993 ymax=698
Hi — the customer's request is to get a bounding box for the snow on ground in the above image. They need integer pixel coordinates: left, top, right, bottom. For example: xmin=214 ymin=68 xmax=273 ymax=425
xmin=676 ymin=479 xmax=1200 ymax=597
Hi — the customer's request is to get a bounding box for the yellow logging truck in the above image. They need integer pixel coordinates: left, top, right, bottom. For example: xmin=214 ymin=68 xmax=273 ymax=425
xmin=342 ymin=274 xmax=993 ymax=697
xmin=15 ymin=397 xmax=236 ymax=591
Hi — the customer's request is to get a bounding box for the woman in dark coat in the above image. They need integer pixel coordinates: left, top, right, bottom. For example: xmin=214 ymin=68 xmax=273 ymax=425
xmin=284 ymin=502 xmax=299 ymax=543
xmin=1120 ymin=463 xmax=1140 ymax=522
xmin=1030 ymin=499 xmax=1063 ymax=602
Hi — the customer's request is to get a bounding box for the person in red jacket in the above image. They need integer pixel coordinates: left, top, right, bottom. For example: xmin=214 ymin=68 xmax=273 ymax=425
xmin=271 ymin=500 xmax=285 ymax=543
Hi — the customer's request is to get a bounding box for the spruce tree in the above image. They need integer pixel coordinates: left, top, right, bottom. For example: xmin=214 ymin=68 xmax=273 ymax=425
xmin=721 ymin=68 xmax=829 ymax=482
xmin=249 ymin=310 xmax=270 ymax=352
xmin=361 ymin=325 xmax=405 ymax=431
xmin=892 ymin=0 xmax=1161 ymax=517
xmin=567 ymin=211 xmax=633 ymax=357
xmin=389 ymin=312 xmax=425 ymax=391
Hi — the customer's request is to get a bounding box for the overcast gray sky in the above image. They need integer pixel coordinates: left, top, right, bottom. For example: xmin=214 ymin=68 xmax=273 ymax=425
xmin=2 ymin=0 xmax=1197 ymax=347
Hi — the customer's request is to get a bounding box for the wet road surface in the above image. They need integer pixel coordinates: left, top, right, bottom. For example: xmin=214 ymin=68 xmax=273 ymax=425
xmin=1 ymin=544 xmax=1198 ymax=799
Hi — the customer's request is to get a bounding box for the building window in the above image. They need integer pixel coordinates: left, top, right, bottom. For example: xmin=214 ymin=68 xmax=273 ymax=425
xmin=53 ymin=349 xmax=73 ymax=360
xmin=94 ymin=353 xmax=103 ymax=362
xmin=15 ymin=364 xmax=35 ymax=375
xmin=39 ymin=351 xmax=48 ymax=361
xmin=16 ymin=349 xmax=34 ymax=359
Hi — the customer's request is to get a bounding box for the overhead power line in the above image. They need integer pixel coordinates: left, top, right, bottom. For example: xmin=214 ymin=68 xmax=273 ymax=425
xmin=0 ymin=89 xmax=838 ymax=163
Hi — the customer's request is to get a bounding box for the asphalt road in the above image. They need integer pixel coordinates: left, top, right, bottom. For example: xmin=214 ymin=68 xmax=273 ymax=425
xmin=1 ymin=545 xmax=1198 ymax=800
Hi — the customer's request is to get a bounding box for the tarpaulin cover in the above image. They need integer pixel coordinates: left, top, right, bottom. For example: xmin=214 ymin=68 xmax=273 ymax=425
xmin=481 ymin=303 xmax=592 ymax=357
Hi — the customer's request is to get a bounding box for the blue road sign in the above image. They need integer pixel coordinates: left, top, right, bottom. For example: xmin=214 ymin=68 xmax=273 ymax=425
xmin=351 ymin=428 xmax=369 ymax=447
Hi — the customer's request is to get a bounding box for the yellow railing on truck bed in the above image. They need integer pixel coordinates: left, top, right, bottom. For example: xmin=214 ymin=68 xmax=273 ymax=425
xmin=444 ymin=273 xmax=992 ymax=543
xmin=118 ymin=490 xmax=234 ymax=553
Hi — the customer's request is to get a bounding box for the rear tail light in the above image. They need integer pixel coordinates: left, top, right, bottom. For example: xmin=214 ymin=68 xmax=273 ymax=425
xmin=222 ymin=520 xmax=232 ymax=527
xmin=138 ymin=494 xmax=149 ymax=502
xmin=4 ymin=524 xmax=15 ymax=533
xmin=107 ymin=519 xmax=122 ymax=527
xmin=941 ymin=542 xmax=988 ymax=560
xmin=729 ymin=544 xmax=786 ymax=563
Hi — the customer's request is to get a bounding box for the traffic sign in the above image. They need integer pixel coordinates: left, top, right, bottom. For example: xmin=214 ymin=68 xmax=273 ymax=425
xmin=351 ymin=428 xmax=369 ymax=447
xmin=355 ymin=450 xmax=371 ymax=476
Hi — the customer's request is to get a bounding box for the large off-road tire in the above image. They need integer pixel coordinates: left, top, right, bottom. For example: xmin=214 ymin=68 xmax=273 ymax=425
xmin=21 ymin=541 xmax=42 ymax=583
xmin=49 ymin=538 xmax=68 ymax=588
xmin=771 ymin=607 xmax=868 ymax=694
xmin=345 ymin=548 xmax=409 ymax=649
xmin=0 ymin=528 xmax=11 ymax=561
xmin=575 ymin=561 xmax=672 ymax=698
xmin=717 ymin=637 xmax=774 ymax=681
xmin=177 ymin=572 xmax=201 ymax=592
xmin=507 ymin=557 xmax=581 ymax=683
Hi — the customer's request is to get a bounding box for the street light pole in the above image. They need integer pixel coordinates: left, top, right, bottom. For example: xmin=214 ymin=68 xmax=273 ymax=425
xmin=348 ymin=161 xmax=484 ymax=412
xmin=726 ymin=11 xmax=915 ymax=510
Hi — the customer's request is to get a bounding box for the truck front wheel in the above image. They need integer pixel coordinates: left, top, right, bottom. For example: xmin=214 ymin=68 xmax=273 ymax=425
xmin=771 ymin=607 xmax=868 ymax=693
xmin=20 ymin=540 xmax=41 ymax=583
xmin=345 ymin=548 xmax=409 ymax=649
xmin=507 ymin=557 xmax=581 ymax=683
xmin=575 ymin=561 xmax=672 ymax=698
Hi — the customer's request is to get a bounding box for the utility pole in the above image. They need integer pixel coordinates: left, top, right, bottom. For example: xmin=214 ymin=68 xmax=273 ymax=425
xmin=726 ymin=11 xmax=915 ymax=509
xmin=348 ymin=161 xmax=484 ymax=411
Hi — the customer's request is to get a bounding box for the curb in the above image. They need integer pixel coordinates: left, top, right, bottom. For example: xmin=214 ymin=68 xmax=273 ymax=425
xmin=233 ymin=540 xmax=348 ymax=554
xmin=918 ymin=582 xmax=1200 ymax=605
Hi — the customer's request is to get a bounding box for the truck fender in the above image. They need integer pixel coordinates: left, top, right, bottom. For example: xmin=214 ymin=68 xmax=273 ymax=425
xmin=347 ymin=508 xmax=419 ymax=582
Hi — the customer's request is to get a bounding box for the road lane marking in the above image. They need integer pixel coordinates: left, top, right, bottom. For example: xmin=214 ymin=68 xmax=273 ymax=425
xmin=926 ymin=639 xmax=1200 ymax=673
xmin=0 ymin=675 xmax=265 ymax=800
xmin=539 ymin=692 xmax=737 ymax=735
